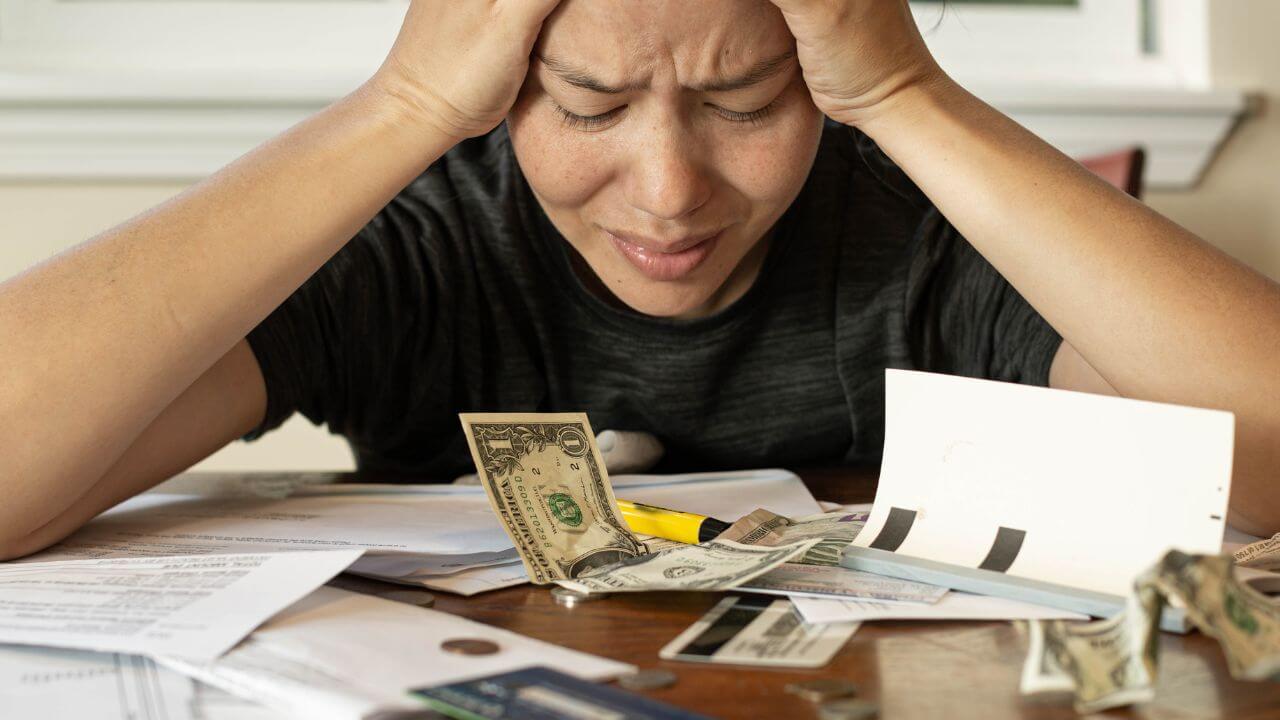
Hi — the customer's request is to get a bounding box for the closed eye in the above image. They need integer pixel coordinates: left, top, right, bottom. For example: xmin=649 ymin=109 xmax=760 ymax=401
xmin=553 ymin=99 xmax=781 ymax=131
xmin=553 ymin=105 xmax=624 ymax=130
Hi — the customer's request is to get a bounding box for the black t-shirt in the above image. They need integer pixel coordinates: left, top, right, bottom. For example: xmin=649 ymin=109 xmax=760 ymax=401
xmin=245 ymin=119 xmax=1062 ymax=479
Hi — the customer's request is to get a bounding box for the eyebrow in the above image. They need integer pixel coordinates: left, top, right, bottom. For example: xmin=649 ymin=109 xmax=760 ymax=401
xmin=536 ymin=50 xmax=796 ymax=95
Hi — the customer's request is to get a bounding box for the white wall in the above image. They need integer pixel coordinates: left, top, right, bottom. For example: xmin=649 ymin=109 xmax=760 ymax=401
xmin=1145 ymin=0 xmax=1280 ymax=279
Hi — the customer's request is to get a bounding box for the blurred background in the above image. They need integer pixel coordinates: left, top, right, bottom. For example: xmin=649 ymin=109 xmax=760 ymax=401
xmin=1 ymin=0 xmax=1275 ymax=472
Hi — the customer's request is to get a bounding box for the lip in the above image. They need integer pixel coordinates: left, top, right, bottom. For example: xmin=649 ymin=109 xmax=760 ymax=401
xmin=605 ymin=228 xmax=723 ymax=281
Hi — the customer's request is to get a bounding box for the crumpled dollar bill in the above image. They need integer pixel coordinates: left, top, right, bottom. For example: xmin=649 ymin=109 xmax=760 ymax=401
xmin=1021 ymin=550 xmax=1280 ymax=713
xmin=1234 ymin=532 xmax=1280 ymax=571
xmin=716 ymin=508 xmax=867 ymax=566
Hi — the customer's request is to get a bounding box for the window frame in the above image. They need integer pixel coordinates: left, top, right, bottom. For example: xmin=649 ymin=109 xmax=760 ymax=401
xmin=910 ymin=0 xmax=1209 ymax=88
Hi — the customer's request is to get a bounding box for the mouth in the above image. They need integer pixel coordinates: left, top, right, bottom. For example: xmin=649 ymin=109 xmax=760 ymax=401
xmin=605 ymin=228 xmax=723 ymax=282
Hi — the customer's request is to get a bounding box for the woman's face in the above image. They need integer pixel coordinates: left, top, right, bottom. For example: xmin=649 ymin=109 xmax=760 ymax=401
xmin=507 ymin=0 xmax=824 ymax=319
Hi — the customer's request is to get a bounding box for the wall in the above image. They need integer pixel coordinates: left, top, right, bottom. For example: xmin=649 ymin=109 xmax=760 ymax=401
xmin=1146 ymin=0 xmax=1280 ymax=279
xmin=2 ymin=0 xmax=1276 ymax=472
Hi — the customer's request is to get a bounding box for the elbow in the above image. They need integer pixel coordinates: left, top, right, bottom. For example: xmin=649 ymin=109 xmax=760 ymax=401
xmin=1228 ymin=431 xmax=1280 ymax=538
xmin=0 ymin=537 xmax=35 ymax=562
xmin=1227 ymin=475 xmax=1280 ymax=539
xmin=0 ymin=520 xmax=59 ymax=562
xmin=1229 ymin=509 xmax=1280 ymax=540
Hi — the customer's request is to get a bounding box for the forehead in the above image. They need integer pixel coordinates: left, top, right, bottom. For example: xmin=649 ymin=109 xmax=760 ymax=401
xmin=536 ymin=0 xmax=792 ymax=79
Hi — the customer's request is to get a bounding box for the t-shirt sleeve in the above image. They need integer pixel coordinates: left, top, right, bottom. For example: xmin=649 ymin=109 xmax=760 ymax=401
xmin=905 ymin=211 xmax=1063 ymax=386
xmin=242 ymin=193 xmax=453 ymax=442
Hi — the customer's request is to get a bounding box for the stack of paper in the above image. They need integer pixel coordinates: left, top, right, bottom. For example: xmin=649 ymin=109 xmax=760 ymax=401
xmin=0 ymin=549 xmax=365 ymax=719
xmin=0 ymin=644 xmax=285 ymax=720
xmin=0 ymin=468 xmax=823 ymax=717
xmin=20 ymin=487 xmax=518 ymax=592
xmin=0 ymin=551 xmax=362 ymax=661
xmin=21 ymin=468 xmax=822 ymax=596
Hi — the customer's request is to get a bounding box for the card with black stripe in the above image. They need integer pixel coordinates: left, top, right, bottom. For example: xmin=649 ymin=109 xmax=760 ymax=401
xmin=410 ymin=666 xmax=711 ymax=720
xmin=659 ymin=595 xmax=858 ymax=668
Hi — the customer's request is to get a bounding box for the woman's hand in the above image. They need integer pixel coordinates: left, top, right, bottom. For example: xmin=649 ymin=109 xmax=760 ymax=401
xmin=373 ymin=0 xmax=562 ymax=140
xmin=765 ymin=0 xmax=946 ymax=127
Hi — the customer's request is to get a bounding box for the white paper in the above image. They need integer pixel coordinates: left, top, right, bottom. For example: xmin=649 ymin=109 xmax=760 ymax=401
xmin=0 ymin=550 xmax=360 ymax=661
xmin=362 ymin=560 xmax=532 ymax=596
xmin=818 ymin=501 xmax=873 ymax=514
xmin=158 ymin=587 xmax=635 ymax=720
xmin=855 ymin=370 xmax=1234 ymax=597
xmin=28 ymin=491 xmax=512 ymax=563
xmin=791 ymin=591 xmax=1089 ymax=624
xmin=0 ymin=644 xmax=285 ymax=720
xmin=613 ymin=469 xmax=822 ymax=521
xmin=25 ymin=469 xmax=819 ymax=595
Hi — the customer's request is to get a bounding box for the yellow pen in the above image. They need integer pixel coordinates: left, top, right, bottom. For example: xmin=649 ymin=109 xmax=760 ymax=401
xmin=616 ymin=499 xmax=732 ymax=544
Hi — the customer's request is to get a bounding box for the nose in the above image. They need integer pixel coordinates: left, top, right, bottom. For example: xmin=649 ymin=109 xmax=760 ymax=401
xmin=625 ymin=121 xmax=712 ymax=221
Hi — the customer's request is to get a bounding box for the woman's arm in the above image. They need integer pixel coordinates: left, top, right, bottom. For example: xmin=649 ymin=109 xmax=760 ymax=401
xmin=861 ymin=82 xmax=1280 ymax=535
xmin=771 ymin=0 xmax=1280 ymax=535
xmin=0 ymin=0 xmax=562 ymax=554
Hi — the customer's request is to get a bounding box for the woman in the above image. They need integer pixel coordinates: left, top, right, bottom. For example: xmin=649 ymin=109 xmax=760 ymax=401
xmin=2 ymin=0 xmax=1278 ymax=561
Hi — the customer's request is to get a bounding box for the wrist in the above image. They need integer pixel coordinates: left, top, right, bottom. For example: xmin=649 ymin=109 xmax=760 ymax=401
xmin=364 ymin=63 xmax=468 ymax=146
xmin=840 ymin=70 xmax=966 ymax=138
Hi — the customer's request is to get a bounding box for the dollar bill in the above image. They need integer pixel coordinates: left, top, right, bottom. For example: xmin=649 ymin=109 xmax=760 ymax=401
xmin=555 ymin=538 xmax=819 ymax=595
xmin=1020 ymin=584 xmax=1161 ymax=713
xmin=716 ymin=508 xmax=867 ymax=566
xmin=740 ymin=562 xmax=948 ymax=604
xmin=1234 ymin=532 xmax=1280 ymax=571
xmin=1021 ymin=550 xmax=1280 ymax=712
xmin=459 ymin=413 xmax=646 ymax=585
xmin=1156 ymin=552 xmax=1280 ymax=681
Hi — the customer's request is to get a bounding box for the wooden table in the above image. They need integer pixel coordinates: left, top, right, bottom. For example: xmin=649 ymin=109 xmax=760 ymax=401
xmin=270 ymin=468 xmax=1280 ymax=719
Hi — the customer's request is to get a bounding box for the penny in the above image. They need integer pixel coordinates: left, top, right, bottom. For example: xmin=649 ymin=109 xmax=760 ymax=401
xmin=785 ymin=678 xmax=859 ymax=703
xmin=551 ymin=586 xmax=610 ymax=607
xmin=617 ymin=669 xmax=678 ymax=691
xmin=439 ymin=638 xmax=501 ymax=656
xmin=817 ymin=698 xmax=879 ymax=720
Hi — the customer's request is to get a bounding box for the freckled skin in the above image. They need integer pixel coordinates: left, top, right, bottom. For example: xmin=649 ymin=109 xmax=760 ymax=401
xmin=507 ymin=0 xmax=825 ymax=319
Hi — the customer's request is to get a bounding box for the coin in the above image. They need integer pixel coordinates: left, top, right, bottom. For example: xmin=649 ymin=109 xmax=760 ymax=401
xmin=785 ymin=678 xmax=859 ymax=703
xmin=551 ymin=586 xmax=610 ymax=607
xmin=439 ymin=638 xmax=500 ymax=656
xmin=617 ymin=669 xmax=678 ymax=691
xmin=817 ymin=699 xmax=879 ymax=720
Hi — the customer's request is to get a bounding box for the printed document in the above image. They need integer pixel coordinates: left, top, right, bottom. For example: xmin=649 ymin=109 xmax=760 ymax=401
xmin=0 ymin=643 xmax=284 ymax=720
xmin=25 ymin=469 xmax=820 ymax=595
xmin=0 ymin=550 xmax=360 ymax=661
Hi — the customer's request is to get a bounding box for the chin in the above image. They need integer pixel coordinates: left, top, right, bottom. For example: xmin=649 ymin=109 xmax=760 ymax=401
xmin=611 ymin=282 xmax=722 ymax=319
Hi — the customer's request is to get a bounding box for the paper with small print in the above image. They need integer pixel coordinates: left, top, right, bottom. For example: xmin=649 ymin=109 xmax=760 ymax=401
xmin=0 ymin=550 xmax=360 ymax=661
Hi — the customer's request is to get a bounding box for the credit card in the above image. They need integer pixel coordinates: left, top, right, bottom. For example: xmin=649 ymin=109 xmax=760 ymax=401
xmin=659 ymin=595 xmax=859 ymax=668
xmin=409 ymin=666 xmax=711 ymax=720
